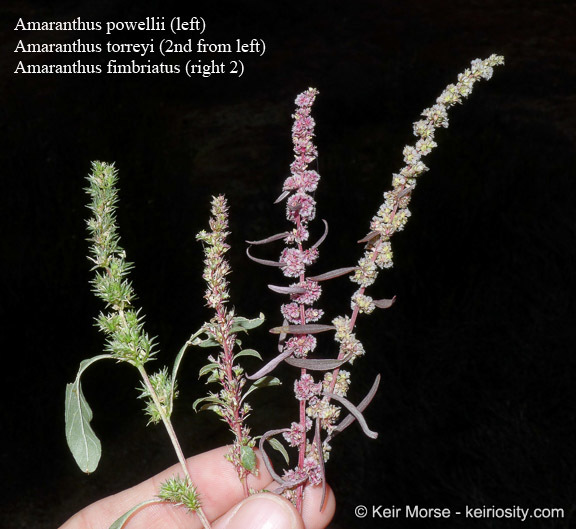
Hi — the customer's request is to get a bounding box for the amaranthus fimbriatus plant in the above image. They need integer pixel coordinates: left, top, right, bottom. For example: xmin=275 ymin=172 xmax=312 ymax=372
xmin=66 ymin=54 xmax=503 ymax=526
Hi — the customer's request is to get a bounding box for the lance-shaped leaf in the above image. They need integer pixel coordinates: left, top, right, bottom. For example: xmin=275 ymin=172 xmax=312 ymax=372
xmin=259 ymin=429 xmax=308 ymax=494
xmin=192 ymin=394 xmax=225 ymax=412
xmin=109 ymin=499 xmax=165 ymax=529
xmin=357 ymin=231 xmax=380 ymax=244
xmin=172 ymin=327 xmax=204 ymax=406
xmin=274 ymin=190 xmax=291 ymax=204
xmin=268 ymin=437 xmax=290 ymax=465
xmin=246 ymin=247 xmax=284 ymax=267
xmin=310 ymin=220 xmax=329 ymax=250
xmin=246 ymin=232 xmax=290 ymax=245
xmin=65 ymin=354 xmax=114 ymax=473
xmin=230 ymin=313 xmax=265 ymax=333
xmin=323 ymin=388 xmax=379 ymax=439
xmin=234 ymin=349 xmax=262 ymax=361
xmin=285 ymin=355 xmax=350 ymax=371
xmin=330 ymin=374 xmax=381 ymax=439
xmin=268 ymin=284 xmax=307 ymax=295
xmin=373 ymin=296 xmax=396 ymax=309
xmin=246 ymin=348 xmax=292 ymax=380
xmin=242 ymin=375 xmax=281 ymax=401
xmin=198 ymin=362 xmax=220 ymax=378
xmin=193 ymin=336 xmax=220 ymax=348
xmin=269 ymin=324 xmax=335 ymax=335
xmin=284 ymin=356 xmax=351 ymax=371
xmin=308 ymin=267 xmax=358 ymax=282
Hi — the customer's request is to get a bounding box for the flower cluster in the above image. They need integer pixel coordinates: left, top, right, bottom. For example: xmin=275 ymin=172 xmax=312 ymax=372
xmin=86 ymin=162 xmax=156 ymax=365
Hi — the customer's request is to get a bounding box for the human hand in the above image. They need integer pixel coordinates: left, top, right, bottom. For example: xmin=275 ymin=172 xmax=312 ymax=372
xmin=60 ymin=446 xmax=336 ymax=529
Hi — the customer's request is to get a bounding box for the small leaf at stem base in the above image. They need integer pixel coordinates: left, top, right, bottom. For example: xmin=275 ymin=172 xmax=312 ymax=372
xmin=240 ymin=446 xmax=257 ymax=471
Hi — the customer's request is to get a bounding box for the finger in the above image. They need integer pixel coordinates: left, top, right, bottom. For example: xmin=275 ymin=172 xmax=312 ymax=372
xmin=61 ymin=446 xmax=274 ymax=529
xmin=300 ymin=484 xmax=336 ymax=529
xmin=213 ymin=485 xmax=336 ymax=529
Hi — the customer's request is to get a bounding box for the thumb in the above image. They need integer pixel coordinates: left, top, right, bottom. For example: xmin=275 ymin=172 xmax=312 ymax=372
xmin=215 ymin=492 xmax=303 ymax=529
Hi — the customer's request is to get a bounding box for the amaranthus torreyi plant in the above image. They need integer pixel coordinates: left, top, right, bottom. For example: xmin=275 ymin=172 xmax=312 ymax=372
xmin=193 ymin=195 xmax=270 ymax=496
xmin=245 ymin=54 xmax=504 ymax=512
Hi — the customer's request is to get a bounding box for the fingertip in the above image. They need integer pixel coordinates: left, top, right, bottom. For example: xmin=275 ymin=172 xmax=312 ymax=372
xmin=301 ymin=484 xmax=336 ymax=529
xmin=216 ymin=492 xmax=303 ymax=529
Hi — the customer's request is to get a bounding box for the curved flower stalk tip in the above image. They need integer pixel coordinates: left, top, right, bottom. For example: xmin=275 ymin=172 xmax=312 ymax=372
xmin=326 ymin=55 xmax=505 ymax=403
xmin=195 ymin=195 xmax=267 ymax=497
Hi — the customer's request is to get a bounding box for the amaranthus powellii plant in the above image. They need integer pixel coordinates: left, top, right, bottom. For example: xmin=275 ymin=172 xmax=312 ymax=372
xmin=65 ymin=54 xmax=503 ymax=527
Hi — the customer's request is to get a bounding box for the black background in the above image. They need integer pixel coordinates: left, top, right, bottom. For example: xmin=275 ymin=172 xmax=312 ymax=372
xmin=2 ymin=1 xmax=575 ymax=528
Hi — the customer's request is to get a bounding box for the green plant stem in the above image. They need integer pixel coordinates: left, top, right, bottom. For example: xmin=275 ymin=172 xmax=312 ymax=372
xmin=137 ymin=364 xmax=212 ymax=529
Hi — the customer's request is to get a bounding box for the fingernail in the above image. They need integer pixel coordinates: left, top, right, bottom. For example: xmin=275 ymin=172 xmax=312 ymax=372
xmin=227 ymin=494 xmax=296 ymax=529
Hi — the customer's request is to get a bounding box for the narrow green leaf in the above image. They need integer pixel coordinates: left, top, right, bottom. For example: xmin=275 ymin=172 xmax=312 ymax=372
xmin=65 ymin=354 xmax=114 ymax=473
xmin=199 ymin=362 xmax=220 ymax=378
xmin=109 ymin=499 xmax=165 ymax=529
xmin=198 ymin=403 xmax=223 ymax=414
xmin=242 ymin=376 xmax=281 ymax=401
xmin=268 ymin=437 xmax=290 ymax=465
xmin=240 ymin=446 xmax=257 ymax=471
xmin=230 ymin=313 xmax=265 ymax=333
xmin=234 ymin=349 xmax=262 ymax=361
xmin=253 ymin=375 xmax=281 ymax=388
xmin=192 ymin=395 xmax=225 ymax=412
xmin=171 ymin=328 xmax=204 ymax=406
xmin=205 ymin=371 xmax=220 ymax=384
xmin=195 ymin=337 xmax=220 ymax=348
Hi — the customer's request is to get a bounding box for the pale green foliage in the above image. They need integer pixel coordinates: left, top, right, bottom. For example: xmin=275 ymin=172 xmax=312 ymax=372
xmin=65 ymin=354 xmax=113 ymax=473
xmin=158 ymin=476 xmax=201 ymax=512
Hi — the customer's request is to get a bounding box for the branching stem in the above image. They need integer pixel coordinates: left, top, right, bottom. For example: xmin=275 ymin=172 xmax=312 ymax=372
xmin=137 ymin=364 xmax=212 ymax=529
